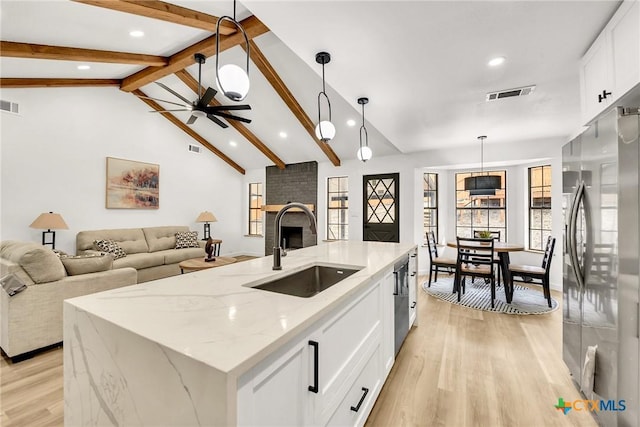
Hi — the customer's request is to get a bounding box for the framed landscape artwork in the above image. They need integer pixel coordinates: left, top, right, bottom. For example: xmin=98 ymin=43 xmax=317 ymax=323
xmin=106 ymin=157 xmax=159 ymax=209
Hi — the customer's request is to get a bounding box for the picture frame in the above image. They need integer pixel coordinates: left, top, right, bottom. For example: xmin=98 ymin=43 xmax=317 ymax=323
xmin=106 ymin=157 xmax=159 ymax=209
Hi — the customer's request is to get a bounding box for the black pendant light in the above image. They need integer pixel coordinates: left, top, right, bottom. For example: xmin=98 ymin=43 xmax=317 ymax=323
xmin=464 ymin=136 xmax=501 ymax=196
xmin=215 ymin=0 xmax=250 ymax=101
xmin=356 ymin=97 xmax=372 ymax=162
xmin=314 ymin=52 xmax=335 ymax=142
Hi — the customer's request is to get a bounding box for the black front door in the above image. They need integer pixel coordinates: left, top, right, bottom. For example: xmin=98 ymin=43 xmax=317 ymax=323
xmin=363 ymin=173 xmax=399 ymax=242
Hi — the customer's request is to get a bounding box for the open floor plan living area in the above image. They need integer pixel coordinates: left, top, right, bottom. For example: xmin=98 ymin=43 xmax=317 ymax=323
xmin=1 ymin=1 xmax=639 ymax=426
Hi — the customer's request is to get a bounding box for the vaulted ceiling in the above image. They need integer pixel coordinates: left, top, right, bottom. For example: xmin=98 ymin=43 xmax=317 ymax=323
xmin=0 ymin=1 xmax=620 ymax=173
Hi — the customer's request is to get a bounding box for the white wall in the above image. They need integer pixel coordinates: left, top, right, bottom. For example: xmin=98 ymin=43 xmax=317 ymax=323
xmin=0 ymin=87 xmax=245 ymax=255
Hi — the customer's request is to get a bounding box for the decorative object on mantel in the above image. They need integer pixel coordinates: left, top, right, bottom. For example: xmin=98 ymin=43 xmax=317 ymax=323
xmin=314 ymin=52 xmax=336 ymax=142
xmin=106 ymin=157 xmax=159 ymax=209
xmin=204 ymin=237 xmax=216 ymax=262
xmin=261 ymin=204 xmax=315 ymax=213
xmin=464 ymin=136 xmax=502 ymax=196
xmin=29 ymin=211 xmax=68 ymax=250
xmin=196 ymin=211 xmax=217 ymax=240
xmin=215 ymin=0 xmax=250 ymax=101
xmin=356 ymin=97 xmax=372 ymax=162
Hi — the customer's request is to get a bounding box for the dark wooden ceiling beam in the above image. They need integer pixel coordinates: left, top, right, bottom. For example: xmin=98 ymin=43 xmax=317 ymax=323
xmin=0 ymin=78 xmax=121 ymax=88
xmin=72 ymin=0 xmax=237 ymax=34
xmin=244 ymin=40 xmax=341 ymax=167
xmin=133 ymin=89 xmax=245 ymax=174
xmin=174 ymin=69 xmax=286 ymax=170
xmin=120 ymin=15 xmax=268 ymax=92
xmin=0 ymin=41 xmax=167 ymax=66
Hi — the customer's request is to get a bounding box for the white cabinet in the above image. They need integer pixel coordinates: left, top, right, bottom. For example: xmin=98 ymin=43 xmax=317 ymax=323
xmin=580 ymin=0 xmax=640 ymax=124
xmin=408 ymin=249 xmax=418 ymax=327
xmin=380 ymin=271 xmax=394 ymax=376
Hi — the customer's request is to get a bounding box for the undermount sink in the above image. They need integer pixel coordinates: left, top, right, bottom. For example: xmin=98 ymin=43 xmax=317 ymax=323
xmin=250 ymin=264 xmax=362 ymax=298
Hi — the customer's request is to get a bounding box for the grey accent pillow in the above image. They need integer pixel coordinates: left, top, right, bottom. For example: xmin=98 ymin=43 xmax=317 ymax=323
xmin=93 ymin=239 xmax=127 ymax=260
xmin=60 ymin=253 xmax=114 ymax=276
xmin=175 ymin=231 xmax=199 ymax=249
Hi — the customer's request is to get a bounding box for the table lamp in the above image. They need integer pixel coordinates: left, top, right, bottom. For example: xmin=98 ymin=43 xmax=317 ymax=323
xmin=196 ymin=211 xmax=217 ymax=240
xmin=29 ymin=212 xmax=68 ymax=250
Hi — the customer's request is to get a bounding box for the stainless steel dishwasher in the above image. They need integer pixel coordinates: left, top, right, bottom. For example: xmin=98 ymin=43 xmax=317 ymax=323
xmin=393 ymin=255 xmax=410 ymax=355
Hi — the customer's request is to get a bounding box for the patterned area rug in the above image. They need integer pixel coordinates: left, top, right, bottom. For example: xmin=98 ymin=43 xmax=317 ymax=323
xmin=422 ymin=276 xmax=558 ymax=315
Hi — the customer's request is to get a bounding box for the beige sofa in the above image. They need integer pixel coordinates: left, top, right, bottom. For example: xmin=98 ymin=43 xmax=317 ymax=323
xmin=76 ymin=226 xmax=206 ymax=283
xmin=0 ymin=241 xmax=137 ymax=359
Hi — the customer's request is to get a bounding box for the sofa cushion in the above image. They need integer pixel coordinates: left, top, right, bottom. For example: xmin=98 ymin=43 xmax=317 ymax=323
xmin=0 ymin=241 xmax=66 ymax=284
xmin=143 ymin=226 xmax=189 ymax=252
xmin=77 ymin=228 xmax=149 ymax=255
xmin=94 ymin=239 xmax=127 ymax=260
xmin=162 ymin=247 xmax=206 ymax=265
xmin=175 ymin=231 xmax=199 ymax=249
xmin=61 ymin=253 xmax=113 ymax=275
xmin=113 ymin=252 xmax=165 ymax=270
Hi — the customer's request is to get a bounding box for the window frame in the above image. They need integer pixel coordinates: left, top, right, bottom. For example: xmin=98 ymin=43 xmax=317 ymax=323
xmin=248 ymin=182 xmax=263 ymax=236
xmin=455 ymin=170 xmax=507 ymax=241
xmin=327 ymin=176 xmax=349 ymax=240
xmin=423 ymin=172 xmax=439 ymax=241
xmin=528 ymin=165 xmax=552 ymax=251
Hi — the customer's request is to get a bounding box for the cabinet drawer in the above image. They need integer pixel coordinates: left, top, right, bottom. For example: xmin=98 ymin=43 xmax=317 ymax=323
xmin=325 ymin=344 xmax=381 ymax=427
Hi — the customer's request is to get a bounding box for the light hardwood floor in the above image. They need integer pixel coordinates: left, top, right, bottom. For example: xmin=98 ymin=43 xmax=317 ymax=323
xmin=1 ymin=274 xmax=597 ymax=427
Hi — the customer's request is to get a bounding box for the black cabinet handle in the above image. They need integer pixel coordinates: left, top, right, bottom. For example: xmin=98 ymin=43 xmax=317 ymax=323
xmin=411 ymin=301 xmax=417 ymax=308
xmin=350 ymin=387 xmax=369 ymax=412
xmin=410 ymin=253 xmax=417 ymax=258
xmin=308 ymin=340 xmax=319 ymax=393
xmin=410 ymin=272 xmax=416 ymax=277
xmin=393 ymin=271 xmax=398 ymax=295
xmin=598 ymin=90 xmax=612 ymax=103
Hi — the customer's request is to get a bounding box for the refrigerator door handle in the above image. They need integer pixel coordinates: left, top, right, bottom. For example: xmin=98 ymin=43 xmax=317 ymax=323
xmin=568 ymin=181 xmax=585 ymax=290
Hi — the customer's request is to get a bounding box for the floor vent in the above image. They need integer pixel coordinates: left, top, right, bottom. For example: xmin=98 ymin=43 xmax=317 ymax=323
xmin=188 ymin=144 xmax=201 ymax=153
xmin=0 ymin=99 xmax=19 ymax=114
xmin=486 ymin=85 xmax=536 ymax=102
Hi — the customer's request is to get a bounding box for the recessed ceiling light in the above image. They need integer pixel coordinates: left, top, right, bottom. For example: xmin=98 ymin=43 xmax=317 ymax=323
xmin=347 ymin=119 xmax=356 ymax=127
xmin=77 ymin=65 xmax=91 ymax=70
xmin=488 ymin=56 xmax=506 ymax=67
xmin=229 ymin=141 xmax=238 ymax=147
xmin=129 ymin=30 xmax=144 ymax=37
xmin=279 ymin=131 xmax=287 ymax=138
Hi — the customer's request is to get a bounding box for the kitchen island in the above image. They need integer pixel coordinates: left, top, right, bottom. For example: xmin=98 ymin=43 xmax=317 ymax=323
xmin=64 ymin=241 xmax=417 ymax=426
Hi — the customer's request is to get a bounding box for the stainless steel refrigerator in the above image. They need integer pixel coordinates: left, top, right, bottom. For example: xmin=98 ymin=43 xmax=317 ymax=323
xmin=563 ymin=106 xmax=639 ymax=427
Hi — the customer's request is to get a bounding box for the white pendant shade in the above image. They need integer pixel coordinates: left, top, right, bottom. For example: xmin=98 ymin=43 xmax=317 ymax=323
xmin=315 ymin=120 xmax=336 ymax=142
xmin=357 ymin=146 xmax=372 ymax=161
xmin=217 ymin=64 xmax=250 ymax=102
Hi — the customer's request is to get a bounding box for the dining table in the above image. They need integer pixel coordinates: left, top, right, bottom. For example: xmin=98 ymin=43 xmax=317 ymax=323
xmin=446 ymin=240 xmax=524 ymax=303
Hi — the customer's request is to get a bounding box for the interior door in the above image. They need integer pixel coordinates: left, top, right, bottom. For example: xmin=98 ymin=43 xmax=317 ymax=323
xmin=363 ymin=173 xmax=399 ymax=242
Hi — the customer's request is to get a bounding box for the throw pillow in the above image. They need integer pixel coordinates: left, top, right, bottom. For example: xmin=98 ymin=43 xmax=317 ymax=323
xmin=175 ymin=231 xmax=199 ymax=249
xmin=60 ymin=253 xmax=114 ymax=276
xmin=93 ymin=239 xmax=127 ymax=260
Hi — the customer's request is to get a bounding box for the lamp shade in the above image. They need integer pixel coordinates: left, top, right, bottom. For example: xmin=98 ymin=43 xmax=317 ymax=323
xmin=217 ymin=64 xmax=250 ymax=102
xmin=315 ymin=120 xmax=336 ymax=142
xmin=464 ymin=175 xmax=501 ymax=196
xmin=196 ymin=211 xmax=218 ymax=223
xmin=357 ymin=146 xmax=373 ymax=162
xmin=29 ymin=212 xmax=68 ymax=230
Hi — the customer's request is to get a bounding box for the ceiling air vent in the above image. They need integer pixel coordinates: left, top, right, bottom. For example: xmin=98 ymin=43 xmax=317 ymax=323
xmin=188 ymin=144 xmax=201 ymax=154
xmin=486 ymin=85 xmax=536 ymax=102
xmin=0 ymin=99 xmax=19 ymax=115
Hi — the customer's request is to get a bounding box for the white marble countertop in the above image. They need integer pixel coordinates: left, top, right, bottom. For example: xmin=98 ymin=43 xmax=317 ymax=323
xmin=65 ymin=241 xmax=415 ymax=377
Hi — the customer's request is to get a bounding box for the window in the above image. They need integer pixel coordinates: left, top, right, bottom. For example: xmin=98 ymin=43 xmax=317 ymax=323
xmin=248 ymin=182 xmax=263 ymax=236
xmin=327 ymin=177 xmax=348 ymax=240
xmin=529 ymin=165 xmax=551 ymax=251
xmin=456 ymin=171 xmax=506 ymax=240
xmin=423 ymin=173 xmax=438 ymax=241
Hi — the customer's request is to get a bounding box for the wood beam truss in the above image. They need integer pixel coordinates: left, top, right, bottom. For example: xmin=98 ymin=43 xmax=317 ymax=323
xmin=0 ymin=78 xmax=121 ymax=88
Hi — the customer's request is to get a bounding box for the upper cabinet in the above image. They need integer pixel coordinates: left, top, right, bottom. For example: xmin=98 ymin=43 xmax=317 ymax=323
xmin=579 ymin=0 xmax=640 ymax=125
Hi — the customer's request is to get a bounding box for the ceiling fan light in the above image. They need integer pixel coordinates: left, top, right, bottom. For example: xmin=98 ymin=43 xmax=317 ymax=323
xmin=357 ymin=146 xmax=372 ymax=162
xmin=217 ymin=64 xmax=250 ymax=102
xmin=315 ymin=120 xmax=336 ymax=142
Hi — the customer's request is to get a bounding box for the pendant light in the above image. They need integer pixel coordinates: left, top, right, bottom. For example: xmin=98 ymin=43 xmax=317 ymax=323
xmin=215 ymin=0 xmax=250 ymax=101
xmin=314 ymin=52 xmax=336 ymax=142
xmin=356 ymin=97 xmax=372 ymax=162
xmin=464 ymin=136 xmax=501 ymax=196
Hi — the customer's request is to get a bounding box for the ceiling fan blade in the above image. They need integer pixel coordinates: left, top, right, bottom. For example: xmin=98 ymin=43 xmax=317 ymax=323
xmin=204 ymin=104 xmax=251 ymax=112
xmin=198 ymin=87 xmax=218 ymax=107
xmin=136 ymin=95 xmax=190 ymax=108
xmin=207 ymin=114 xmax=229 ymax=128
xmin=149 ymin=109 xmax=190 ymax=113
xmin=212 ymin=111 xmax=252 ymax=124
xmin=187 ymin=115 xmax=198 ymax=125
xmin=155 ymin=82 xmax=193 ymax=105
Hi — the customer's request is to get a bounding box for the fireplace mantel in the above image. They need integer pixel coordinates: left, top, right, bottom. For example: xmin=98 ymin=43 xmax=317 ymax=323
xmin=261 ymin=204 xmax=315 ymax=213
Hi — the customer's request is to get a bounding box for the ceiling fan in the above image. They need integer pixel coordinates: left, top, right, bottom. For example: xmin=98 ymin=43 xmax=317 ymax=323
xmin=137 ymin=53 xmax=251 ymax=128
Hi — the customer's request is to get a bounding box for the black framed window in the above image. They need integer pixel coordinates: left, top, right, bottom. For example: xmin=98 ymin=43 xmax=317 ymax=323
xmin=423 ymin=173 xmax=438 ymax=241
xmin=456 ymin=171 xmax=506 ymax=240
xmin=327 ymin=176 xmax=348 ymax=240
xmin=248 ymin=182 xmax=263 ymax=236
xmin=529 ymin=165 xmax=551 ymax=251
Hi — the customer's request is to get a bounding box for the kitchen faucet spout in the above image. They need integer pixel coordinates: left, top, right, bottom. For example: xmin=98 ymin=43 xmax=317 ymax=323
xmin=273 ymin=203 xmax=317 ymax=270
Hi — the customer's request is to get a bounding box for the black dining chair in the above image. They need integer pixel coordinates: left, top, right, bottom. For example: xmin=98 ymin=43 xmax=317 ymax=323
xmin=454 ymin=237 xmax=497 ymax=307
xmin=425 ymin=231 xmax=456 ymax=287
xmin=508 ymin=236 xmax=556 ymax=307
xmin=473 ymin=230 xmax=502 ymax=285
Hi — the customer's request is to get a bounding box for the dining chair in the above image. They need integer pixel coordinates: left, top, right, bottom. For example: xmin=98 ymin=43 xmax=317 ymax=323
xmin=454 ymin=237 xmax=497 ymax=307
xmin=425 ymin=231 xmax=456 ymax=287
xmin=508 ymin=236 xmax=556 ymax=307
xmin=473 ymin=230 xmax=502 ymax=285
